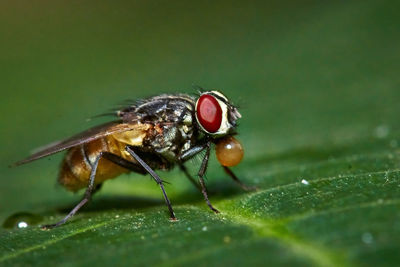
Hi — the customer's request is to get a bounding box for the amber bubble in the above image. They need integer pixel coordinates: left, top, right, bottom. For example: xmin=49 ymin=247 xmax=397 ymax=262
xmin=215 ymin=136 xmax=244 ymax=167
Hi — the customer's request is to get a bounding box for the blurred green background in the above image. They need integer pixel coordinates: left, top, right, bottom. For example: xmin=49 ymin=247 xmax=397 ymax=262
xmin=1 ymin=0 xmax=400 ymax=266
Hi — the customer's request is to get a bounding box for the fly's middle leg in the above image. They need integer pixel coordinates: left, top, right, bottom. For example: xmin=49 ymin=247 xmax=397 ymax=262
xmin=125 ymin=146 xmax=176 ymax=220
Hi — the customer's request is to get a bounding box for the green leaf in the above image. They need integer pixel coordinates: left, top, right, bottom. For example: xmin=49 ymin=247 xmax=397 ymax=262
xmin=1 ymin=0 xmax=400 ymax=266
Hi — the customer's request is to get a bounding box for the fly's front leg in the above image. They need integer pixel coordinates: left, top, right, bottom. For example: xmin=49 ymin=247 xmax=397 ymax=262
xmin=223 ymin=166 xmax=258 ymax=191
xmin=178 ymin=144 xmax=207 ymax=162
xmin=178 ymin=144 xmax=208 ymax=192
xmin=125 ymin=146 xmax=176 ymax=220
xmin=198 ymin=142 xmax=219 ymax=213
xmin=179 ymin=164 xmax=201 ymax=191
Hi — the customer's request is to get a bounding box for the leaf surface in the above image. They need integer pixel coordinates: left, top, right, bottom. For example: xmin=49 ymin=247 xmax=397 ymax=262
xmin=1 ymin=0 xmax=399 ymax=266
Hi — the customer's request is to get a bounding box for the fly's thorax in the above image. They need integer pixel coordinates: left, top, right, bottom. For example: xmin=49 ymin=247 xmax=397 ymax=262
xmin=119 ymin=94 xmax=196 ymax=125
xmin=143 ymin=121 xmax=195 ymax=163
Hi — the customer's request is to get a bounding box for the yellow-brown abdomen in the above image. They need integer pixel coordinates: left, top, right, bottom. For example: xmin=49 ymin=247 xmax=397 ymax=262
xmin=58 ymin=135 xmax=131 ymax=191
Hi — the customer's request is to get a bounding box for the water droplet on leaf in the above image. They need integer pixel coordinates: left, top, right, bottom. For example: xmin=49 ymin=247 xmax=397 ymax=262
xmin=301 ymin=179 xmax=309 ymax=185
xmin=223 ymin=236 xmax=231 ymax=243
xmin=362 ymin=232 xmax=373 ymax=244
xmin=17 ymin=222 xmax=28 ymax=228
xmin=2 ymin=212 xmax=43 ymax=229
xmin=374 ymin=125 xmax=389 ymax=138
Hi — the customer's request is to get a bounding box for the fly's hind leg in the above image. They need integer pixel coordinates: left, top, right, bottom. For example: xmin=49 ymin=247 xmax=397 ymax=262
xmin=42 ymin=152 xmax=104 ymax=229
xmin=41 ymin=152 xmax=146 ymax=229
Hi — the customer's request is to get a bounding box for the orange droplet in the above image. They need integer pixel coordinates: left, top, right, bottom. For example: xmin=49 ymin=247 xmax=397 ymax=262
xmin=215 ymin=136 xmax=244 ymax=167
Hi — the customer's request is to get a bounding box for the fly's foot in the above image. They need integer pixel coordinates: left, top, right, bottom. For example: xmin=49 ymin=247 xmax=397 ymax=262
xmin=41 ymin=224 xmax=58 ymax=230
xmin=242 ymin=184 xmax=259 ymax=192
xmin=208 ymin=205 xmax=220 ymax=214
xmin=169 ymin=217 xmax=178 ymax=222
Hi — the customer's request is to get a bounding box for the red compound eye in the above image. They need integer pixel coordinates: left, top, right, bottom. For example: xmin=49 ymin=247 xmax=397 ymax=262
xmin=196 ymin=94 xmax=222 ymax=133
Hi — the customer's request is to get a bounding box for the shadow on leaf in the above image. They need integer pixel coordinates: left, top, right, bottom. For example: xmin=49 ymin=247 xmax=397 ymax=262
xmin=54 ymin=179 xmax=248 ymax=215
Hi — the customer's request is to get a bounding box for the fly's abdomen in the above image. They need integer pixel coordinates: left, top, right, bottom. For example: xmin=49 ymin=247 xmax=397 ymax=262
xmin=58 ymin=136 xmax=130 ymax=191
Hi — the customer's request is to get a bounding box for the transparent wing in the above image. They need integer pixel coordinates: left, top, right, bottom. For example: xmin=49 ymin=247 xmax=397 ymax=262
xmin=14 ymin=121 xmax=139 ymax=166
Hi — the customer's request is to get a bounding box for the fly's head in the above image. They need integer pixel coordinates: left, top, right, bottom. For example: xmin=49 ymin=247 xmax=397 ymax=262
xmin=195 ymin=91 xmax=241 ymax=136
xmin=195 ymin=91 xmax=244 ymax=167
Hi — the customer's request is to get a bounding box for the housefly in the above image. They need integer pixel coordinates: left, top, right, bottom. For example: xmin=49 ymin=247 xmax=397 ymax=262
xmin=15 ymin=90 xmax=251 ymax=229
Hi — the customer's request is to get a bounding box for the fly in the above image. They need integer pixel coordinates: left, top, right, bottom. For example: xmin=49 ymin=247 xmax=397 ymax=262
xmin=15 ymin=90 xmax=251 ymax=229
